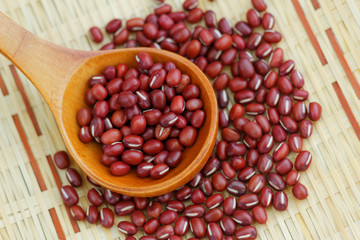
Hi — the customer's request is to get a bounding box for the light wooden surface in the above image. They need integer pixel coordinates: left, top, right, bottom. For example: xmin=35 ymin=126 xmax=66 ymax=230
xmin=0 ymin=0 xmax=359 ymax=239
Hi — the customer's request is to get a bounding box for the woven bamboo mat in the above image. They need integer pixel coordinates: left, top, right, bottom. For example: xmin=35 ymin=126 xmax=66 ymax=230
xmin=0 ymin=0 xmax=359 ymax=239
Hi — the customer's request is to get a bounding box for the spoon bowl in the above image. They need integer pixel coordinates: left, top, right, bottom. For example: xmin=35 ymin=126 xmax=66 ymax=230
xmin=0 ymin=13 xmax=218 ymax=197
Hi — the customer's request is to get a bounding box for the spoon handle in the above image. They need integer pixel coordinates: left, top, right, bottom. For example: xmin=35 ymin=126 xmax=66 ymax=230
xmin=0 ymin=12 xmax=95 ymax=113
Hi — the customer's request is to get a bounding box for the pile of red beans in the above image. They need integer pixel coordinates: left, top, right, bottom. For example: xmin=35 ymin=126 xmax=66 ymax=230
xmin=77 ymin=51 xmax=205 ymax=179
xmin=57 ymin=0 xmax=323 ymax=239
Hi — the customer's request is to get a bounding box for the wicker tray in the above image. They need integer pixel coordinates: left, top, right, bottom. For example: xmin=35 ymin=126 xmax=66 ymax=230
xmin=0 ymin=0 xmax=359 ymax=239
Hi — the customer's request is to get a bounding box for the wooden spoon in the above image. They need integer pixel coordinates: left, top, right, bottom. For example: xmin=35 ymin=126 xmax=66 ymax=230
xmin=0 ymin=12 xmax=218 ymax=197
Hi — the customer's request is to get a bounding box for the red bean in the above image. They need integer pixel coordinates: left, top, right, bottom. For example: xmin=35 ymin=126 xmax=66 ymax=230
xmin=126 ymin=18 xmax=144 ymax=31
xmin=174 ymin=216 xmax=189 ymax=236
xmin=238 ymin=58 xmax=255 ymax=79
xmin=104 ymin=189 xmax=120 ymax=205
xmin=246 ymin=33 xmax=262 ymax=50
xmin=131 ymin=210 xmax=146 ymax=227
xmin=272 ymin=125 xmax=287 ymax=142
xmin=179 ymin=126 xmax=197 ymax=147
xmin=233 ymin=117 xmax=250 ymax=132
xmin=267 ymin=172 xmax=285 ymax=191
xmin=211 ymin=173 xmax=227 ymax=192
xmin=185 ymin=205 xmax=205 ymax=218
xmin=235 ymin=226 xmax=257 ymax=240
xmin=251 ymin=206 xmax=267 ymax=224
xmin=295 ymin=151 xmax=312 ymax=171
xmin=233 ymin=209 xmax=253 ymax=226
xmin=220 ymin=217 xmax=237 ymax=236
xmin=113 ymin=28 xmax=129 ymax=45
xmin=247 ymin=9 xmax=261 ymax=27
xmin=191 ymin=189 xmax=205 ymax=204
xmin=221 ymin=161 xmax=236 ymax=179
xmin=143 ymin=219 xmax=160 ymax=235
xmin=257 ymin=134 xmax=274 ymax=154
xmin=144 ymin=22 xmax=159 ymax=39
xmin=288 ymin=133 xmax=303 ymax=152
xmin=100 ymin=42 xmax=115 ymax=50
xmin=299 ymin=120 xmax=313 ymax=138
xmin=205 ymin=61 xmax=223 ymax=78
xmin=238 ymin=167 xmax=256 ymax=182
xmin=256 ymin=154 xmax=273 ymax=174
xmin=259 ymin=187 xmax=273 ymax=207
xmin=110 ymin=161 xmax=130 ymax=176
xmin=286 ymin=170 xmax=301 ymax=186
xmin=293 ymin=89 xmax=309 ymax=101
xmin=308 ymin=102 xmax=322 ymax=121
xmin=169 ymin=11 xmax=187 ymax=22
xmin=158 ymin=14 xmax=174 ymax=30
xmin=278 ymin=95 xmax=292 ymax=116
xmin=86 ymin=205 xmax=99 ymax=224
xmin=292 ymin=101 xmax=307 ymax=121
xmin=117 ymin=221 xmax=137 ymax=236
xmin=248 ymin=174 xmax=265 ymax=193
xmin=89 ymin=27 xmax=103 ymax=43
xmin=65 ymin=168 xmax=82 ymax=187
xmin=122 ymin=150 xmax=143 ymax=165
xmin=218 ymin=18 xmax=233 ymax=35
xmin=252 ymin=0 xmax=267 ymax=12
xmin=200 ymin=178 xmax=213 ymax=196
xmin=244 ymin=121 xmax=262 ymax=139
xmin=292 ymin=182 xmax=308 ymax=200
xmin=280 ymin=116 xmax=298 ymax=133
xmin=254 ymin=59 xmax=270 ymax=76
xmin=189 ymin=218 xmax=206 ymax=238
xmin=263 ymin=30 xmax=282 ymax=43
xmin=204 ymin=10 xmax=217 ymax=27
xmin=264 ymin=70 xmax=278 ymax=89
xmin=54 ymin=151 xmax=70 ymax=169
xmin=188 ymin=172 xmax=203 ymax=188
xmin=159 ymin=210 xmax=178 ymax=225
xmin=150 ymin=163 xmax=170 ymax=179
xmin=234 ymin=21 xmax=252 ymax=37
xmin=100 ymin=208 xmax=114 ymax=228
xmin=137 ymin=162 xmax=153 ymax=177
xmin=87 ymin=188 xmax=104 ymax=207
xmin=146 ymin=201 xmax=162 ymax=218
xmin=245 ymin=103 xmax=265 ymax=115
xmin=70 ymin=205 xmax=85 ymax=221
xmin=204 ymin=208 xmax=223 ymax=223
xmin=187 ymin=8 xmax=203 ymax=23
xmin=273 ymin=142 xmax=289 ymax=162
xmin=227 ymin=179 xmax=247 ymax=196
xmin=60 ymin=185 xmax=79 ymax=206
xmin=221 ymin=48 xmax=237 ymax=65
xmin=243 ymin=135 xmax=257 ymax=149
xmin=273 ymin=191 xmax=288 ymax=211
xmin=155 ymin=3 xmax=172 ymax=15
xmin=275 ymin=158 xmax=293 ymax=175
xmin=207 ymin=222 xmax=223 ymax=240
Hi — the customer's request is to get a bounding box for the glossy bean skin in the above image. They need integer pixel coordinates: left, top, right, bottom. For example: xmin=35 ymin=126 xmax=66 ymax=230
xmin=189 ymin=218 xmax=206 ymax=238
xmin=86 ymin=205 xmax=99 ymax=224
xmin=292 ymin=182 xmax=308 ymax=200
xmin=70 ymin=205 xmax=86 ymax=220
xmin=60 ymin=185 xmax=79 ymax=206
xmin=117 ymin=221 xmax=137 ymax=236
xmin=235 ymin=226 xmax=257 ymax=240
xmin=54 ymin=151 xmax=70 ymax=169
xmin=273 ymin=191 xmax=288 ymax=211
xmin=100 ymin=208 xmax=114 ymax=228
xmin=295 ymin=151 xmax=312 ymax=171
xmin=66 ymin=168 xmax=82 ymax=187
